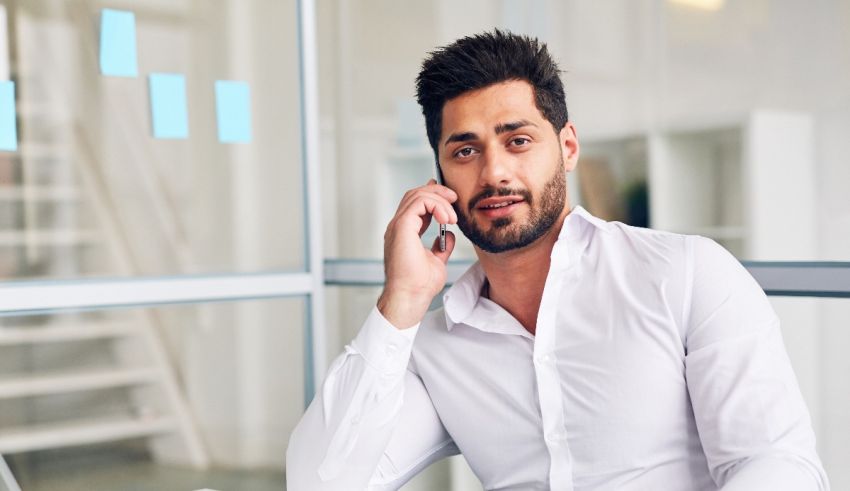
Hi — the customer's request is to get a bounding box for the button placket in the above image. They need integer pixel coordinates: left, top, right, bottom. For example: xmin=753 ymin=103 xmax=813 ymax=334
xmin=532 ymin=243 xmax=575 ymax=491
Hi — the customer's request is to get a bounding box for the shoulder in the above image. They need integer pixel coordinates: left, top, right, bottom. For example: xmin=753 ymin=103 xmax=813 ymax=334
xmin=685 ymin=236 xmax=776 ymax=339
xmin=602 ymin=224 xmax=745 ymax=279
xmin=597 ymin=221 xmax=691 ymax=276
xmin=608 ymin=220 xmax=688 ymax=249
xmin=688 ymin=235 xmax=767 ymax=305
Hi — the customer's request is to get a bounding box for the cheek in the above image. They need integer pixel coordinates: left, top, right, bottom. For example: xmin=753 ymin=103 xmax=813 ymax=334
xmin=455 ymin=195 xmax=473 ymax=214
xmin=442 ymin=174 xmax=475 ymax=205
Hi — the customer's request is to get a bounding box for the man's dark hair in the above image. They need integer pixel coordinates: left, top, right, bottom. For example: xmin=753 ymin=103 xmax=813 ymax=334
xmin=415 ymin=29 xmax=568 ymax=156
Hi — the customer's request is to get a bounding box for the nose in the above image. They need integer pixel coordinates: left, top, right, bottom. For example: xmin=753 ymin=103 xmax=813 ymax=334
xmin=477 ymin=146 xmax=513 ymax=188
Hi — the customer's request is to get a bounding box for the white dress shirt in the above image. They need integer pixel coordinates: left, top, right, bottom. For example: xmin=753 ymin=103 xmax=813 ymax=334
xmin=287 ymin=206 xmax=829 ymax=491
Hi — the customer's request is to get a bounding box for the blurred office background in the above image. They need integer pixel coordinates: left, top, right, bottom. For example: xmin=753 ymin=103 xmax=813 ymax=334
xmin=0 ymin=0 xmax=848 ymax=490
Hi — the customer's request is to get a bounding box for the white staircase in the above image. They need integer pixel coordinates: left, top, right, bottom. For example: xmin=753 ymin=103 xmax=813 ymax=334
xmin=0 ymin=317 xmax=208 ymax=467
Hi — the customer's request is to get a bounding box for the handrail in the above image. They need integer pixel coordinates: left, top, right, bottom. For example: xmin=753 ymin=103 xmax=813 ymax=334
xmin=0 ymin=454 xmax=21 ymax=491
xmin=742 ymin=261 xmax=850 ymax=298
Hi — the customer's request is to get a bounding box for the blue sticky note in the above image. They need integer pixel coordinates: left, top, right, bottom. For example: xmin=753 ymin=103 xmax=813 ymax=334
xmin=215 ymin=80 xmax=252 ymax=143
xmin=99 ymin=9 xmax=138 ymax=77
xmin=0 ymin=81 xmax=17 ymax=152
xmin=148 ymin=73 xmax=189 ymax=139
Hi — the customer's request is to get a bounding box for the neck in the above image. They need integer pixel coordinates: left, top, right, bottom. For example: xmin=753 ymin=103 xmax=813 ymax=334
xmin=477 ymin=204 xmax=572 ymax=335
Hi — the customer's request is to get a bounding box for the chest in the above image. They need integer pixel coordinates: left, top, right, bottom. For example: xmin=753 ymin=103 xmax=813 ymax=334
xmin=415 ymin=290 xmax=693 ymax=482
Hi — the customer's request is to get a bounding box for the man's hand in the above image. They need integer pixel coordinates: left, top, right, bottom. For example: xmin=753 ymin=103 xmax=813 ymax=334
xmin=378 ymin=179 xmax=458 ymax=329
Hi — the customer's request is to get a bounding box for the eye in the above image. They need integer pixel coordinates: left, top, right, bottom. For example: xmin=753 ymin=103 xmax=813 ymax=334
xmin=453 ymin=147 xmax=477 ymax=159
xmin=509 ymin=137 xmax=530 ymax=147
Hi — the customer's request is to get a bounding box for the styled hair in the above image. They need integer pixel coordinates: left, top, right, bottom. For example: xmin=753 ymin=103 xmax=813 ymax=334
xmin=415 ymin=29 xmax=568 ymax=157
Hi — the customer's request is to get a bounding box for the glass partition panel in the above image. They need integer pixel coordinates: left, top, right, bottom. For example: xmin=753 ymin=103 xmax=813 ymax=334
xmin=770 ymin=296 xmax=850 ymax=490
xmin=0 ymin=0 xmax=304 ymax=279
xmin=0 ymin=296 xmax=304 ymax=490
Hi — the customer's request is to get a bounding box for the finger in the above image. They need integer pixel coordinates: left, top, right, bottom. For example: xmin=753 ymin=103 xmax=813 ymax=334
xmin=397 ymin=195 xmax=457 ymax=228
xmin=392 ymin=201 xmax=445 ymax=239
xmin=398 ymin=190 xmax=458 ymax=218
xmin=398 ymin=185 xmax=458 ymax=212
xmin=430 ymin=230 xmax=456 ymax=264
xmin=425 ymin=182 xmax=458 ymax=203
xmin=418 ymin=211 xmax=433 ymax=236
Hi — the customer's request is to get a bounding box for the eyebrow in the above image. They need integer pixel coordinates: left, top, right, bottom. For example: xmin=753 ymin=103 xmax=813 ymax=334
xmin=443 ymin=119 xmax=537 ymax=147
xmin=494 ymin=119 xmax=536 ymax=134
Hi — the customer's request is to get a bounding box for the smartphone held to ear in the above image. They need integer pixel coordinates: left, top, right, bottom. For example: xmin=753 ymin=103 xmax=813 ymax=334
xmin=434 ymin=162 xmax=447 ymax=252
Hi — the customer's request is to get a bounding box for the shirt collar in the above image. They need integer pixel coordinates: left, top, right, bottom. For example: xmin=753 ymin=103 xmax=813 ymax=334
xmin=442 ymin=205 xmax=610 ymax=332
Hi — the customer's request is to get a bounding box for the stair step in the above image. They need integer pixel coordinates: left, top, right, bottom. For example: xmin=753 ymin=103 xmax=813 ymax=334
xmin=0 ymin=368 xmax=159 ymax=399
xmin=17 ymin=143 xmax=70 ymax=161
xmin=17 ymin=103 xmax=73 ymax=122
xmin=0 ymin=230 xmax=100 ymax=247
xmin=0 ymin=416 xmax=177 ymax=454
xmin=0 ymin=323 xmax=136 ymax=345
xmin=0 ymin=186 xmax=80 ymax=202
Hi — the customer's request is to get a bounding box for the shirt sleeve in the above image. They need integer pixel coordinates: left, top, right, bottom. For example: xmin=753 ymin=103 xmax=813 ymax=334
xmin=683 ymin=236 xmax=830 ymax=491
xmin=285 ymin=307 xmax=458 ymax=490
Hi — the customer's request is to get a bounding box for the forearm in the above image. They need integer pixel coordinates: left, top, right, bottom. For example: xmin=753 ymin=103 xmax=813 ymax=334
xmin=286 ymin=308 xmax=419 ymax=490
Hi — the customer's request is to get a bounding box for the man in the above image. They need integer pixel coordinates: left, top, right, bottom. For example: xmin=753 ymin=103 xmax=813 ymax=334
xmin=287 ymin=30 xmax=829 ymax=490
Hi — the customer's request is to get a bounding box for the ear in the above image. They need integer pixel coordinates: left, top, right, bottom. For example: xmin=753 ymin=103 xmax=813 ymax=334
xmin=559 ymin=122 xmax=580 ymax=173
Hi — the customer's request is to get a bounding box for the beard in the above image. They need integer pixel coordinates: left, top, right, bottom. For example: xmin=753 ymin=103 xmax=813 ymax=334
xmin=454 ymin=160 xmax=567 ymax=254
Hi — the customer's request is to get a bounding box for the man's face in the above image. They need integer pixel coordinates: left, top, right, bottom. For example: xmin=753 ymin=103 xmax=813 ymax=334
xmin=438 ymin=80 xmax=579 ymax=253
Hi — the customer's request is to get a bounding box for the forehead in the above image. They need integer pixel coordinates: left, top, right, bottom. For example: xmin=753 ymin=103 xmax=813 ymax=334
xmin=440 ymin=80 xmax=545 ymax=140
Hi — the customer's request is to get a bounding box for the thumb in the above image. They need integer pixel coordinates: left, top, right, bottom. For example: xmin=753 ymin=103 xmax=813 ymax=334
xmin=431 ymin=230 xmax=456 ymax=264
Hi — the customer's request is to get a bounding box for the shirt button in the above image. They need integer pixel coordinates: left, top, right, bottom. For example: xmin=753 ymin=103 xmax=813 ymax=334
xmin=385 ymin=344 xmax=399 ymax=356
xmin=535 ymin=353 xmax=552 ymax=364
xmin=546 ymin=431 xmax=567 ymax=444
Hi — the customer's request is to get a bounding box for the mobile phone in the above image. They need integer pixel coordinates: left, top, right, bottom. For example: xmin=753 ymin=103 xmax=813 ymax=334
xmin=434 ymin=162 xmax=446 ymax=252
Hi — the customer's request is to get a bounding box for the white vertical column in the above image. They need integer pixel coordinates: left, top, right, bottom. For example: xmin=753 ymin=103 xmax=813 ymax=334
xmin=0 ymin=5 xmax=9 ymax=81
xmin=745 ymin=110 xmax=821 ymax=453
xmin=745 ymin=111 xmax=816 ymax=259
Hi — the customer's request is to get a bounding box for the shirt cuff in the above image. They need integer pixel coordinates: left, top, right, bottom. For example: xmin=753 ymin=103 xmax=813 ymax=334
xmin=351 ymin=306 xmax=419 ymax=374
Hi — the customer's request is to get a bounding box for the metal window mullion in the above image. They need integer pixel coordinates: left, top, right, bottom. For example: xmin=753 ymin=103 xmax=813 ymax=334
xmin=0 ymin=273 xmax=313 ymax=315
xmin=323 ymin=259 xmax=850 ymax=298
xmin=297 ymin=0 xmax=326 ymax=405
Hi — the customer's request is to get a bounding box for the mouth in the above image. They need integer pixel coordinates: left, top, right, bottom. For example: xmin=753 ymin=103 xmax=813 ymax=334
xmin=475 ymin=196 xmax=525 ymax=219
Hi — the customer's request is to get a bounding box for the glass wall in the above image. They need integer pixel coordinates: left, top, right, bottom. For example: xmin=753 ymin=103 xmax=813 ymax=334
xmin=0 ymin=0 xmax=305 ymax=280
xmin=0 ymin=1 xmax=318 ymax=490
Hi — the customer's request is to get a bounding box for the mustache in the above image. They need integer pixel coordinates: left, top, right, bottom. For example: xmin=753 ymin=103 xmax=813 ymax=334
xmin=468 ymin=186 xmax=533 ymax=212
